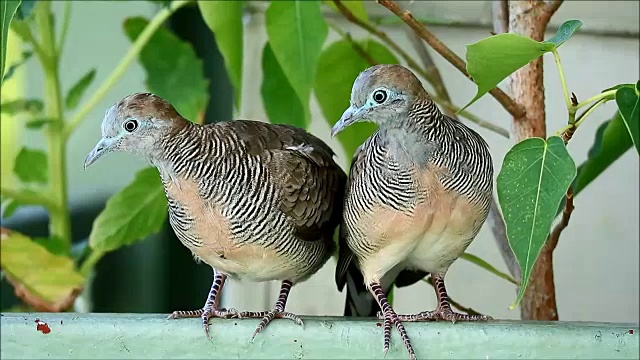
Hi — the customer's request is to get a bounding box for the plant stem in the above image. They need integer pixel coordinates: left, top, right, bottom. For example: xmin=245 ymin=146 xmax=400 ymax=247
xmin=575 ymin=89 xmax=616 ymax=109
xmin=79 ymin=248 xmax=104 ymax=277
xmin=0 ymin=186 xmax=58 ymax=210
xmin=575 ymin=98 xmax=608 ymax=128
xmin=551 ymin=49 xmax=573 ymax=116
xmin=56 ymin=0 xmax=72 ymax=54
xmin=35 ymin=1 xmax=71 ymax=253
xmin=63 ymin=0 xmax=192 ymax=139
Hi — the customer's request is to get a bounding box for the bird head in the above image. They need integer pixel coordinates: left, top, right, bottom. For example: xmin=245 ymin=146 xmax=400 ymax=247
xmin=331 ymin=64 xmax=429 ymax=137
xmin=84 ymin=92 xmax=185 ymax=169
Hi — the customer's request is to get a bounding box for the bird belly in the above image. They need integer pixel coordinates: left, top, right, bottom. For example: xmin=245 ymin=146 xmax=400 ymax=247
xmin=406 ymin=193 xmax=484 ymax=274
xmin=165 ymin=177 xmax=297 ymax=282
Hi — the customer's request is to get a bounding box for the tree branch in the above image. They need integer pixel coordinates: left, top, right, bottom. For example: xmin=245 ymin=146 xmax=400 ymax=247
xmin=377 ymin=0 xmax=526 ymax=120
xmin=335 ymin=27 xmax=510 ymax=138
xmin=404 ymin=29 xmax=456 ymax=119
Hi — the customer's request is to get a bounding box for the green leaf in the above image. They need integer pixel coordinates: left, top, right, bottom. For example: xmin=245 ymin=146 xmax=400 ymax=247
xmin=0 ymin=98 xmax=43 ymax=114
xmin=323 ymin=0 xmax=368 ymax=24
xmin=65 ymin=68 xmax=96 ymax=110
xmin=544 ymin=19 xmax=583 ymax=47
xmin=574 ymin=111 xmax=633 ymax=195
xmin=2 ymin=50 xmax=31 ymax=83
xmin=265 ymin=0 xmax=328 ymax=120
xmin=89 ymin=167 xmax=168 ymax=253
xmin=124 ymin=17 xmax=209 ymax=123
xmin=261 ymin=42 xmax=306 ymax=128
xmin=463 ymin=33 xmax=555 ymax=110
xmin=198 ymin=0 xmax=243 ymax=109
xmin=146 ymin=0 xmax=171 ymax=8
xmin=14 ymin=0 xmax=36 ymax=20
xmin=0 ymin=228 xmax=85 ymax=312
xmin=602 ymin=83 xmax=635 ymax=93
xmin=0 ymin=0 xmax=21 ymax=84
xmin=13 ymin=147 xmax=47 ymax=184
xmin=25 ymin=116 xmax=55 ymax=129
xmin=314 ymin=39 xmax=398 ymax=158
xmin=615 ymin=81 xmax=640 ymax=155
xmin=33 ymin=235 xmax=68 ymax=257
xmin=460 ymin=252 xmax=519 ymax=285
xmin=497 ymin=136 xmax=577 ymax=309
xmin=1 ymin=198 xmax=20 ymax=218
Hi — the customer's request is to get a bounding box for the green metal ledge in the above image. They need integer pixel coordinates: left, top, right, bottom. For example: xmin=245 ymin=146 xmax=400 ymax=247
xmin=1 ymin=313 xmax=638 ymax=359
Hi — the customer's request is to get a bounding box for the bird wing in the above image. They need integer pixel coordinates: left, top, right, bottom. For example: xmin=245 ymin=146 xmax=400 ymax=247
xmin=225 ymin=120 xmax=346 ymax=243
xmin=334 ymin=142 xmax=367 ymax=291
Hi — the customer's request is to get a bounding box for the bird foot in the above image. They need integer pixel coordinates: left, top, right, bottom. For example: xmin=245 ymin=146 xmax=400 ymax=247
xmin=379 ymin=310 xmax=416 ymax=360
xmin=378 ymin=308 xmax=491 ymax=324
xmin=167 ymin=307 xmax=239 ymax=339
xmin=237 ymin=309 xmax=304 ymax=341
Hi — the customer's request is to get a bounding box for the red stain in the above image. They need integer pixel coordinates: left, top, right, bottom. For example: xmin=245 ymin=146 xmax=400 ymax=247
xmin=35 ymin=318 xmax=51 ymax=334
xmin=629 ymin=329 xmax=635 ymax=335
xmin=376 ymin=322 xmax=382 ymax=327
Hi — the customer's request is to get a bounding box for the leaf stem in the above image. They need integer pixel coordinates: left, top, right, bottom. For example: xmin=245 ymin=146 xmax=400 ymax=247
xmin=575 ymin=98 xmax=608 ymax=128
xmin=376 ymin=0 xmax=526 ymax=119
xmin=63 ymin=0 xmax=192 ymax=139
xmin=79 ymin=248 xmax=105 ymax=278
xmin=35 ymin=0 xmax=71 ymax=253
xmin=56 ymin=0 xmax=72 ymax=54
xmin=0 ymin=186 xmax=58 ymax=210
xmin=575 ymin=89 xmax=616 ymax=110
xmin=551 ymin=49 xmax=572 ymax=116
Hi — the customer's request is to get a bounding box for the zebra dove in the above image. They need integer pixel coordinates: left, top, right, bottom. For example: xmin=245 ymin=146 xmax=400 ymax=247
xmin=332 ymin=64 xmax=494 ymax=359
xmin=84 ymin=92 xmax=346 ymax=341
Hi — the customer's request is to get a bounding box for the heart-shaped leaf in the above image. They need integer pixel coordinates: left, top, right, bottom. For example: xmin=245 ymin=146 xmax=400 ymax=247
xmin=463 ymin=34 xmax=555 ymax=110
xmin=0 ymin=228 xmax=85 ymax=312
xmin=1 ymin=0 xmax=21 ymax=84
xmin=89 ymin=167 xmax=167 ymax=253
xmin=198 ymin=0 xmax=244 ymax=109
xmin=615 ymin=81 xmax=640 ymax=155
xmin=544 ymin=19 xmax=583 ymax=47
xmin=497 ymin=136 xmax=577 ymax=308
xmin=14 ymin=147 xmax=47 ymax=184
xmin=314 ymin=38 xmax=398 ymax=158
xmin=265 ymin=0 xmax=328 ymax=120
xmin=65 ymin=69 xmax=96 ymax=110
xmin=261 ymin=42 xmax=306 ymax=129
xmin=124 ymin=16 xmax=209 ymax=123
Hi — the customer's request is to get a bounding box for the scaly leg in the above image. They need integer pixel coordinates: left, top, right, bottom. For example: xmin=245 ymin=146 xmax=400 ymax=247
xmin=238 ymin=280 xmax=303 ymax=340
xmin=167 ymin=271 xmax=238 ymax=339
xmin=383 ymin=274 xmax=492 ymax=323
xmin=370 ymin=282 xmax=416 ymax=360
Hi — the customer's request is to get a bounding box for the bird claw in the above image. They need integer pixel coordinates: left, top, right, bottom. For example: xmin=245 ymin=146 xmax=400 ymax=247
xmin=378 ymin=310 xmax=416 ymax=360
xmin=395 ymin=307 xmax=492 ymax=324
xmin=238 ymin=309 xmax=304 ymax=341
xmin=168 ymin=306 xmax=239 ymax=340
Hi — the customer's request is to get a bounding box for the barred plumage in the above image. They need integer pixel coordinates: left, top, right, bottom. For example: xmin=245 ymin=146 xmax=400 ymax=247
xmin=331 ymin=64 xmax=494 ymax=360
xmin=85 ymin=92 xmax=346 ymax=342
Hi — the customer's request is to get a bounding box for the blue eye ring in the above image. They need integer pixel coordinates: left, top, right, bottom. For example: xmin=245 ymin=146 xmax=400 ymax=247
xmin=124 ymin=119 xmax=138 ymax=132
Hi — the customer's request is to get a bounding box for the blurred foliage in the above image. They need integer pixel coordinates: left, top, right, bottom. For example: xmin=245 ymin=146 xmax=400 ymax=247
xmin=0 ymin=0 xmax=637 ymax=313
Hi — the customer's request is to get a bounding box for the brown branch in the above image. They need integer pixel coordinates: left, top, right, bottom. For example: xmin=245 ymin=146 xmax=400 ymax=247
xmin=404 ymin=29 xmax=456 ymax=119
xmin=543 ymin=0 xmax=564 ymax=15
xmin=345 ymin=33 xmax=377 ymax=66
xmin=336 ymin=29 xmax=510 ymax=138
xmin=331 ymin=0 xmax=437 ymax=86
xmin=377 ymin=0 xmax=526 ymax=120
